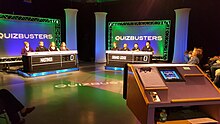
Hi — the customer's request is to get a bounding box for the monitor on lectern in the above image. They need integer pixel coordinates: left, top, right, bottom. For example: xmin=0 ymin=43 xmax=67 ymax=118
xmin=157 ymin=67 xmax=185 ymax=82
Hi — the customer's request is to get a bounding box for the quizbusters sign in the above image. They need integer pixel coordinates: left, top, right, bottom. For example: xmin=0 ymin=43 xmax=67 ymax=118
xmin=0 ymin=33 xmax=53 ymax=40
xmin=115 ymin=35 xmax=162 ymax=41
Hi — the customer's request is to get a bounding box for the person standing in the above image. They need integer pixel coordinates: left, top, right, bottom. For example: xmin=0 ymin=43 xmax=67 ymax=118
xmin=21 ymin=41 xmax=34 ymax=55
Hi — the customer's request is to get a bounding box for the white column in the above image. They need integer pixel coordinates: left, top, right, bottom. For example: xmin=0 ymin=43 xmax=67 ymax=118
xmin=172 ymin=8 xmax=191 ymax=63
xmin=64 ymin=9 xmax=78 ymax=50
xmin=95 ymin=12 xmax=107 ymax=63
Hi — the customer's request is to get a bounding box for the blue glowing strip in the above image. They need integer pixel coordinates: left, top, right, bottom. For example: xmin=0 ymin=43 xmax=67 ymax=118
xmin=18 ymin=68 xmax=79 ymax=78
xmin=105 ymin=66 xmax=124 ymax=71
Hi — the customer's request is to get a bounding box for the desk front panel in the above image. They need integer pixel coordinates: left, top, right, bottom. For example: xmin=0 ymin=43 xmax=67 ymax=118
xmin=23 ymin=54 xmax=77 ymax=73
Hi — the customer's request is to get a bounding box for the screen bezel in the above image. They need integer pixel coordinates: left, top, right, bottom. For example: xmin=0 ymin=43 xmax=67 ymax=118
xmin=157 ymin=67 xmax=185 ymax=82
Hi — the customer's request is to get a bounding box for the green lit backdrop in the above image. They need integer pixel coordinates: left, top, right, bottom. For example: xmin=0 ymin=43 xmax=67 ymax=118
xmin=0 ymin=13 xmax=61 ymax=56
xmin=108 ymin=20 xmax=171 ymax=61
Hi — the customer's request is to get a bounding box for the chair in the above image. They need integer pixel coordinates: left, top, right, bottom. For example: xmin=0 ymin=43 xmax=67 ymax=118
xmin=0 ymin=109 xmax=9 ymax=124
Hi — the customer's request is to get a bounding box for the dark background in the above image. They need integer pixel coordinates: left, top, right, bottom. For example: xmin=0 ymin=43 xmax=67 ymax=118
xmin=0 ymin=0 xmax=219 ymax=64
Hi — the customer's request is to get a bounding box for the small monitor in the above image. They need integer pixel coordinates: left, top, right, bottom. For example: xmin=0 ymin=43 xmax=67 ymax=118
xmin=158 ymin=67 xmax=185 ymax=82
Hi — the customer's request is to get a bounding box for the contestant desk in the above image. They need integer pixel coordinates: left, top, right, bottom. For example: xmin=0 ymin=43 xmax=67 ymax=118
xmin=124 ymin=64 xmax=220 ymax=124
xmin=106 ymin=50 xmax=152 ymax=68
xmin=22 ymin=50 xmax=78 ymax=73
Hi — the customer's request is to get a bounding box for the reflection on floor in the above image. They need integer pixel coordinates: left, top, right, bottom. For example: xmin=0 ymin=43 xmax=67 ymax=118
xmin=0 ymin=63 xmax=140 ymax=124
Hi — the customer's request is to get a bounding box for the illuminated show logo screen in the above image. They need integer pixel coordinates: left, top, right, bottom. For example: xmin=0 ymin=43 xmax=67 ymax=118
xmin=157 ymin=67 xmax=185 ymax=82
xmin=0 ymin=14 xmax=60 ymax=56
xmin=108 ymin=20 xmax=170 ymax=60
xmin=160 ymin=70 xmax=180 ymax=80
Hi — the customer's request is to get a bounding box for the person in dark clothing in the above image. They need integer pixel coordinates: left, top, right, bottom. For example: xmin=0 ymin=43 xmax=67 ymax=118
xmin=141 ymin=41 xmax=154 ymax=63
xmin=141 ymin=41 xmax=154 ymax=52
xmin=111 ymin=42 xmax=119 ymax=51
xmin=21 ymin=41 xmax=34 ymax=55
xmin=120 ymin=43 xmax=130 ymax=51
xmin=0 ymin=89 xmax=35 ymax=124
xmin=35 ymin=41 xmax=48 ymax=52
xmin=49 ymin=42 xmax=59 ymax=51
xmin=196 ymin=47 xmax=203 ymax=61
xmin=132 ymin=43 xmax=140 ymax=51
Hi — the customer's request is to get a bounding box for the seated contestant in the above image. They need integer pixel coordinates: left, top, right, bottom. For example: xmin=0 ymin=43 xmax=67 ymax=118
xmin=49 ymin=42 xmax=60 ymax=51
xmin=132 ymin=43 xmax=140 ymax=51
xmin=35 ymin=40 xmax=48 ymax=52
xmin=111 ymin=42 xmax=119 ymax=51
xmin=21 ymin=41 xmax=34 ymax=55
xmin=60 ymin=42 xmax=69 ymax=51
xmin=141 ymin=41 xmax=154 ymax=53
xmin=120 ymin=43 xmax=130 ymax=51
xmin=142 ymin=41 xmax=154 ymax=63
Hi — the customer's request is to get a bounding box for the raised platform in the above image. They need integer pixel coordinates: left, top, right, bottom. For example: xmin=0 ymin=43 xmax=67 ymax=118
xmin=17 ymin=68 xmax=79 ymax=78
xmin=105 ymin=66 xmax=124 ymax=71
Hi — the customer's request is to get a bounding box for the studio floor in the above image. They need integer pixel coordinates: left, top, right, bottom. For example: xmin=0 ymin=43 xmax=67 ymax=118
xmin=0 ymin=63 xmax=140 ymax=124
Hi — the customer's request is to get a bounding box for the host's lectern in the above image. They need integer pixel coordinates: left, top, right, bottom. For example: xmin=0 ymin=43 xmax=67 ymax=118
xmin=123 ymin=64 xmax=220 ymax=124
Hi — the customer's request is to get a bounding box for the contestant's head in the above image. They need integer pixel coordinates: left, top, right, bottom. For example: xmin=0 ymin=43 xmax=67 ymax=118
xmin=50 ymin=42 xmax=56 ymax=47
xmin=146 ymin=41 xmax=151 ymax=46
xmin=24 ymin=41 xmax=29 ymax=48
xmin=39 ymin=41 xmax=44 ymax=47
xmin=61 ymin=42 xmax=66 ymax=47
xmin=134 ymin=43 xmax=138 ymax=48
xmin=123 ymin=43 xmax=128 ymax=48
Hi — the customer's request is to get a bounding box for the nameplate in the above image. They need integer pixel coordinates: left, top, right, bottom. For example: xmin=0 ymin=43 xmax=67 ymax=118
xmin=40 ymin=57 xmax=53 ymax=62
xmin=111 ymin=55 xmax=127 ymax=60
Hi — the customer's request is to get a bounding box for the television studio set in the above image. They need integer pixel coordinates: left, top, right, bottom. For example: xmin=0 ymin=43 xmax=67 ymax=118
xmin=0 ymin=0 xmax=220 ymax=124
